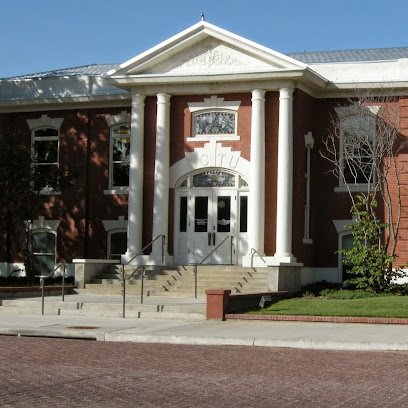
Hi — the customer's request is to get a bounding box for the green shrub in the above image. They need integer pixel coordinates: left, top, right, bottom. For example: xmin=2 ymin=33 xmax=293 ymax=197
xmin=341 ymin=195 xmax=405 ymax=293
xmin=301 ymin=281 xmax=342 ymax=297
xmin=322 ymin=289 xmax=378 ymax=299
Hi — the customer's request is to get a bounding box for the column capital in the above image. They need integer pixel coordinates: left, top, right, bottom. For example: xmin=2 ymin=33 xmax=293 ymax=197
xmin=279 ymin=87 xmax=294 ymax=100
xmin=157 ymin=93 xmax=171 ymax=104
xmin=251 ymin=89 xmax=266 ymax=101
xmin=131 ymin=92 xmax=145 ymax=105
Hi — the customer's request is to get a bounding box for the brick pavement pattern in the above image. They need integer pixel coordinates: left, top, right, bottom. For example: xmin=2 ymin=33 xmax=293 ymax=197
xmin=1 ymin=336 xmax=408 ymax=407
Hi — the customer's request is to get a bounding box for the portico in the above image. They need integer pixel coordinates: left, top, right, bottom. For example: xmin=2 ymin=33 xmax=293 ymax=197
xmin=107 ymin=21 xmax=326 ymax=268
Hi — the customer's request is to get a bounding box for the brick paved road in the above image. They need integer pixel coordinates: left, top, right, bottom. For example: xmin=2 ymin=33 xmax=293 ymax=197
xmin=1 ymin=336 xmax=408 ymax=407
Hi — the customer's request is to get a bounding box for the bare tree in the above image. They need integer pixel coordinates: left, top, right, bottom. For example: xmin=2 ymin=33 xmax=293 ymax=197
xmin=322 ymin=91 xmax=408 ymax=264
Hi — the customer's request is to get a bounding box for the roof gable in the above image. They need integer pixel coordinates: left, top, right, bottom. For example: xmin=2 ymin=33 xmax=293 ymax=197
xmin=108 ymin=21 xmax=306 ymax=78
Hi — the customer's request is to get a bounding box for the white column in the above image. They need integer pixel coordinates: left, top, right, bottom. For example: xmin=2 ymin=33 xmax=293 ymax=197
xmin=248 ymin=89 xmax=266 ymax=255
xmin=123 ymin=92 xmax=145 ymax=263
xmin=151 ymin=93 xmax=171 ymax=257
xmin=274 ymin=87 xmax=296 ymax=263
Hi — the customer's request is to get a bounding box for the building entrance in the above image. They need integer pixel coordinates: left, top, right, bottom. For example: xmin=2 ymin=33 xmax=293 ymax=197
xmin=174 ymin=170 xmax=248 ymax=265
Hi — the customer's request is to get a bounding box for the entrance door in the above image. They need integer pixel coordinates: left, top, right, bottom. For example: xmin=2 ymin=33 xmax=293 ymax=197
xmin=188 ymin=190 xmax=236 ymax=264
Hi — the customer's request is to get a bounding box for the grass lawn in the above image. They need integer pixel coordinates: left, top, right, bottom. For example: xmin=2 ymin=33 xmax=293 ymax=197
xmin=247 ymin=296 xmax=408 ymax=318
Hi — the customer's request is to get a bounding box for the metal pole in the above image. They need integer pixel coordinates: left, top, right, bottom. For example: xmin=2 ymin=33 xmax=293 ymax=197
xmin=122 ymin=265 xmax=126 ymax=318
xmin=140 ymin=266 xmax=146 ymax=304
xmin=40 ymin=277 xmax=45 ymax=315
xmin=194 ymin=265 xmax=197 ymax=299
xmin=62 ymin=265 xmax=66 ymax=302
xmin=230 ymin=237 xmax=233 ymax=266
xmin=161 ymin=236 xmax=165 ymax=265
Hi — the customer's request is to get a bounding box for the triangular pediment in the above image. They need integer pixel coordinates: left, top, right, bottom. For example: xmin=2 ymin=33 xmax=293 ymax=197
xmin=108 ymin=22 xmax=306 ymax=78
xmin=147 ymin=38 xmax=282 ymax=74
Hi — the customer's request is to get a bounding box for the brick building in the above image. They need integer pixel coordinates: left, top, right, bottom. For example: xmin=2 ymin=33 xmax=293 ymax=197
xmin=1 ymin=21 xmax=408 ymax=288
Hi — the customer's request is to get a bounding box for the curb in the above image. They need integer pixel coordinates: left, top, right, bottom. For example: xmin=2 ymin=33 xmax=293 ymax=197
xmin=225 ymin=314 xmax=408 ymax=325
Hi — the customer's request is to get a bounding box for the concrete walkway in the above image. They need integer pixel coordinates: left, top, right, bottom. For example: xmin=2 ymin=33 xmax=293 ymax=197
xmin=0 ymin=305 xmax=408 ymax=351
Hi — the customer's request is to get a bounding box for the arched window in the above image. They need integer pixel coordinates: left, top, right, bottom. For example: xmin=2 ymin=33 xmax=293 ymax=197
xmin=177 ymin=170 xmax=248 ymax=189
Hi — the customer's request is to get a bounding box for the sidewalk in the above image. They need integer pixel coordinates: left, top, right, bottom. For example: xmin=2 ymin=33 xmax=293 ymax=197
xmin=0 ymin=312 xmax=408 ymax=351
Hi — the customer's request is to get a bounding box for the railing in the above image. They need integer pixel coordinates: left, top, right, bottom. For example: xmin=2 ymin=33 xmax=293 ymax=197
xmin=193 ymin=235 xmax=234 ymax=299
xmin=36 ymin=263 xmax=67 ymax=315
xmin=248 ymin=248 xmax=267 ymax=267
xmin=121 ymin=235 xmax=165 ymax=318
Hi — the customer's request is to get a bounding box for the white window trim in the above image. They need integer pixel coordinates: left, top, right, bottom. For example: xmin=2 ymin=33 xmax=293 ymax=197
xmin=104 ymin=112 xmax=131 ymax=194
xmin=334 ymin=104 xmax=380 ymax=191
xmin=102 ymin=216 xmax=128 ymax=260
xmin=26 ymin=216 xmax=60 ymax=273
xmin=25 ymin=216 xmax=61 ymax=233
xmin=187 ymin=96 xmax=241 ymax=142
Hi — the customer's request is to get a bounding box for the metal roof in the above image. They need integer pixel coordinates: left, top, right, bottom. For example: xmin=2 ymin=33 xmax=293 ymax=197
xmin=2 ymin=64 xmax=120 ymax=80
xmin=3 ymin=47 xmax=408 ymax=80
xmin=287 ymin=47 xmax=408 ymax=64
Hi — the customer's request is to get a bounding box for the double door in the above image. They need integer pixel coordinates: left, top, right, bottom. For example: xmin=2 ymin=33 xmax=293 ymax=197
xmin=189 ymin=190 xmax=236 ymax=264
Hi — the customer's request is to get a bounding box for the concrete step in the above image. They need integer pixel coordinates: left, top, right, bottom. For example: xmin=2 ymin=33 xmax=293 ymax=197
xmin=0 ymin=297 xmax=206 ymax=319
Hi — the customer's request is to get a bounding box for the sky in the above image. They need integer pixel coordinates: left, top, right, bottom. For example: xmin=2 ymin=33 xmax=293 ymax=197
xmin=2 ymin=0 xmax=408 ymax=79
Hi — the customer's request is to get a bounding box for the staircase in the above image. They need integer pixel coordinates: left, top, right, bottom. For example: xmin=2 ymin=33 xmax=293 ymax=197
xmin=0 ymin=265 xmax=271 ymax=319
xmin=0 ymin=295 xmax=207 ymax=319
xmin=83 ymin=265 xmax=270 ymax=298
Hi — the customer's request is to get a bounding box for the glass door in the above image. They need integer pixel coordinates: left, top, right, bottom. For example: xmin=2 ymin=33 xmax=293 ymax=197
xmin=188 ymin=190 xmax=236 ymax=264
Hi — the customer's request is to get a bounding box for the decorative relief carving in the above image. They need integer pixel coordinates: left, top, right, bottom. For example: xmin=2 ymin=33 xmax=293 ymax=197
xmin=176 ymin=48 xmax=245 ymax=70
xmin=149 ymin=40 xmax=272 ymax=74
xmin=185 ymin=140 xmax=241 ymax=169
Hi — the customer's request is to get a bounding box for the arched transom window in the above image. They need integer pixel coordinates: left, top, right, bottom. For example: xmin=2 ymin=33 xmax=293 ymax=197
xmin=177 ymin=170 xmax=248 ymax=189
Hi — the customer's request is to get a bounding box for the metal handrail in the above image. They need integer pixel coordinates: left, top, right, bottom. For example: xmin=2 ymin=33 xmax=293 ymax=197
xmin=35 ymin=263 xmax=67 ymax=315
xmin=249 ymin=248 xmax=267 ymax=267
xmin=193 ymin=235 xmax=234 ymax=299
xmin=125 ymin=235 xmax=166 ymax=266
xmin=121 ymin=235 xmax=166 ymax=318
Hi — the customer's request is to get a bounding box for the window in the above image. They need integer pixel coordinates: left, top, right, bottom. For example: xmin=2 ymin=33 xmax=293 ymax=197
xmin=31 ymin=231 xmax=56 ymax=275
xmin=187 ymin=96 xmax=241 ymax=141
xmin=193 ymin=110 xmax=236 ymax=137
xmin=341 ymin=115 xmax=375 ymax=184
xmin=110 ymin=124 xmax=130 ymax=188
xmin=335 ymin=105 xmax=379 ymax=188
xmin=31 ymin=127 xmax=60 ymax=190
xmin=108 ymin=230 xmax=127 ymax=260
xmin=26 ymin=115 xmax=63 ymax=193
xmin=102 ymin=217 xmax=128 ymax=260
xmin=177 ymin=171 xmax=248 ymax=189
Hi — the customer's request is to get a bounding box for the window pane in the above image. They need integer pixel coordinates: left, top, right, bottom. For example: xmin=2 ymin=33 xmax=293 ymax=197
xmin=33 ymin=255 xmax=55 ymax=275
xmin=33 ymin=140 xmax=58 ymax=163
xmin=194 ymin=197 xmax=208 ymax=232
xmin=217 ymin=196 xmax=231 ymax=233
xmin=112 ymin=163 xmax=129 ymax=187
xmin=110 ymin=232 xmax=127 ymax=256
xmin=179 ymin=196 xmax=187 ymax=232
xmin=32 ymin=232 xmax=56 ymax=254
xmin=34 ymin=128 xmax=58 ymax=137
xmin=112 ymin=137 xmax=130 ymax=162
xmin=195 ymin=111 xmax=235 ymax=135
xmin=240 ymin=196 xmax=248 ymax=233
xmin=193 ymin=171 xmax=235 ymax=187
xmin=32 ymin=164 xmax=59 ymax=190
